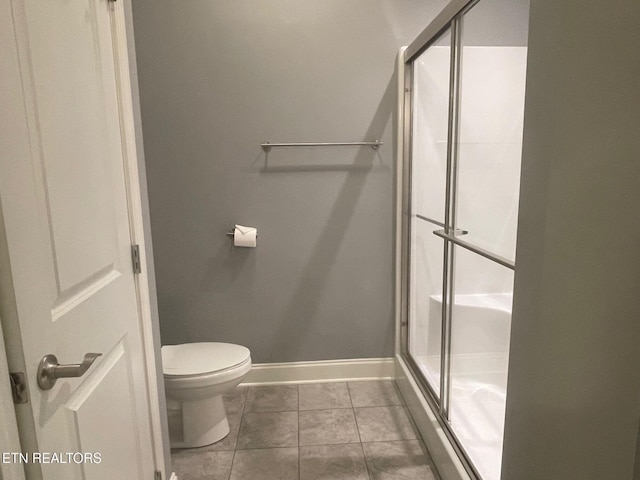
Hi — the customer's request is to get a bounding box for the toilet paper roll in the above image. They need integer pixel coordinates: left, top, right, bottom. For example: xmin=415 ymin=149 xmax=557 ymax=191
xmin=234 ymin=225 xmax=257 ymax=248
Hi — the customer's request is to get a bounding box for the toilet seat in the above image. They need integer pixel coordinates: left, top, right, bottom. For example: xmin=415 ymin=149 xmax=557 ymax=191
xmin=162 ymin=342 xmax=251 ymax=377
xmin=163 ymin=357 xmax=251 ymax=392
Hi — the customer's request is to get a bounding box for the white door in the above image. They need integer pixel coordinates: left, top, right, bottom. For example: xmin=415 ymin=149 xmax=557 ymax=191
xmin=0 ymin=0 xmax=158 ymax=477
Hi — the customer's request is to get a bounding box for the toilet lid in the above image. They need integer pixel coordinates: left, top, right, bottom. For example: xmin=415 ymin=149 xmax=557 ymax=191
xmin=162 ymin=342 xmax=251 ymax=376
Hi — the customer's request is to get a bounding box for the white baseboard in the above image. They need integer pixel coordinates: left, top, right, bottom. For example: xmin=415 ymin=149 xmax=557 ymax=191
xmin=394 ymin=355 xmax=471 ymax=480
xmin=242 ymin=357 xmax=394 ymax=385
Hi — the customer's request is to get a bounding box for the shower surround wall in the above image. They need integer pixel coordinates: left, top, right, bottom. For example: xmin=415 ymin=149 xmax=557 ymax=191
xmin=132 ymin=0 xmax=446 ymax=363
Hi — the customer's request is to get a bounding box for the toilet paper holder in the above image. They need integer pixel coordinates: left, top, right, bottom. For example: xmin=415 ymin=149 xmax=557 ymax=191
xmin=226 ymin=231 xmax=258 ymax=237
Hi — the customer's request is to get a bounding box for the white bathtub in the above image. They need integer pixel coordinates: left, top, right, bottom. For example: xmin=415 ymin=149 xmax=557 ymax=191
xmin=413 ymin=293 xmax=512 ymax=376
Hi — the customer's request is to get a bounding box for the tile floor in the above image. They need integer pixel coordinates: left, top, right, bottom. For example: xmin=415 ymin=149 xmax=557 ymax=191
xmin=171 ymin=380 xmax=441 ymax=480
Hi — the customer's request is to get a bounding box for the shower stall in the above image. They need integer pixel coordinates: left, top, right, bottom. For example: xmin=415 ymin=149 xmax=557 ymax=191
xmin=398 ymin=1 xmax=529 ymax=479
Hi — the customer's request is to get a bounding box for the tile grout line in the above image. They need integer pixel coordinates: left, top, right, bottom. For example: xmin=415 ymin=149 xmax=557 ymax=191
xmin=242 ymin=387 xmax=248 ymax=415
xmin=227 ymin=387 xmax=248 ymax=480
xmin=232 ymin=445 xmax=302 ymax=451
xmin=347 ymin=381 xmax=373 ymax=480
xmin=346 ymin=382 xmax=359 ymax=440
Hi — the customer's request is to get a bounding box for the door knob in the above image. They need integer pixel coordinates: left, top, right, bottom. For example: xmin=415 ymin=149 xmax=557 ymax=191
xmin=37 ymin=353 xmax=102 ymax=390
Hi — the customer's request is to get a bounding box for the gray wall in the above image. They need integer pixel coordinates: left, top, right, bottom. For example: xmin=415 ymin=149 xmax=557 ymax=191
xmin=503 ymin=0 xmax=640 ymax=478
xmin=462 ymin=0 xmax=530 ymax=46
xmin=132 ymin=0 xmax=446 ymax=363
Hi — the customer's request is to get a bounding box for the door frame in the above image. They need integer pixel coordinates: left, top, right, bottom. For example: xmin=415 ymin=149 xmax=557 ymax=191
xmin=0 ymin=313 xmax=26 ymax=480
xmin=109 ymin=0 xmax=169 ymax=476
xmin=0 ymin=0 xmax=169 ymax=477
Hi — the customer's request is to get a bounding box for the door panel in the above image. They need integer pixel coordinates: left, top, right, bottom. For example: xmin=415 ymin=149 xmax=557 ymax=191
xmin=408 ymin=219 xmax=444 ymax=395
xmin=24 ymin=0 xmax=127 ymax=292
xmin=0 ymin=0 xmax=156 ymax=477
xmin=455 ymin=46 xmax=527 ymax=262
xmin=410 ymin=32 xmax=451 ymax=225
xmin=69 ymin=342 xmax=142 ymax=480
xmin=407 ymin=29 xmax=452 ymax=398
xmin=448 ymin=248 xmax=513 ymax=480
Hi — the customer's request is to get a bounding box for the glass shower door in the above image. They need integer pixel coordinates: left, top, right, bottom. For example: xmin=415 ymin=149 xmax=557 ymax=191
xmin=407 ymin=29 xmax=452 ymax=398
xmin=448 ymin=4 xmax=527 ymax=478
xmin=403 ymin=1 xmax=529 ymax=479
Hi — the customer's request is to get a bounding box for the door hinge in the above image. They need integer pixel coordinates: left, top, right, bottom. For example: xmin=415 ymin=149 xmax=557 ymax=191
xmin=154 ymin=471 xmax=162 ymax=480
xmin=131 ymin=245 xmax=141 ymax=274
xmin=9 ymin=372 xmax=28 ymax=404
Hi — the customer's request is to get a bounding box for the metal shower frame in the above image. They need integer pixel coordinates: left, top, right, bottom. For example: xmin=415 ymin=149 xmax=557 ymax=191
xmin=399 ymin=0 xmax=518 ymax=478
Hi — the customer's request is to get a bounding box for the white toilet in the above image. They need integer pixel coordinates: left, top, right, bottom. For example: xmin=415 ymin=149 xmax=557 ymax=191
xmin=162 ymin=342 xmax=251 ymax=448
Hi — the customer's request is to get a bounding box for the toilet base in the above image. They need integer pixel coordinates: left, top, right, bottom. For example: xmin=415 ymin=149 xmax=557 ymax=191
xmin=169 ymin=394 xmax=230 ymax=448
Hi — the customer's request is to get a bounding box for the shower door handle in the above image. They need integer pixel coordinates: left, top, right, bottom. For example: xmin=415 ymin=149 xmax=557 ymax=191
xmin=414 ymin=215 xmax=467 ymax=235
xmin=432 ymin=229 xmax=515 ymax=270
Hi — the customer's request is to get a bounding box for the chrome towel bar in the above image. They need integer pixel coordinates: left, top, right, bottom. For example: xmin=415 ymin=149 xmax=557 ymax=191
xmin=261 ymin=140 xmax=382 ymax=152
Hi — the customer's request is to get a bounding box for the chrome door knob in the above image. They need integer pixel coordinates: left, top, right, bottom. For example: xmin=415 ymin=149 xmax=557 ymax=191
xmin=37 ymin=353 xmax=102 ymax=390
